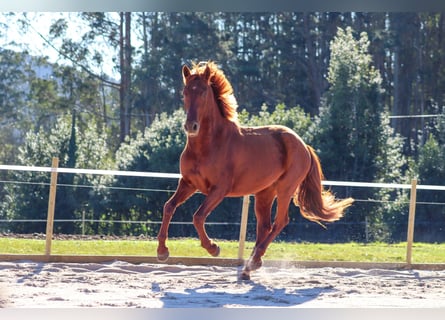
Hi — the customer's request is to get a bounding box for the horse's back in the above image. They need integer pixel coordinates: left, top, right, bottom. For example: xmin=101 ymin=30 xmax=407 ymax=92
xmin=240 ymin=125 xmax=309 ymax=160
xmin=224 ymin=125 xmax=310 ymax=195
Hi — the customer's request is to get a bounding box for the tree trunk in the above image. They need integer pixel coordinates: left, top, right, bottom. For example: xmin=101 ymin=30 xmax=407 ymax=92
xmin=392 ymin=46 xmax=400 ymax=130
xmin=303 ymin=13 xmax=321 ymax=115
xmin=119 ymin=12 xmax=132 ymax=142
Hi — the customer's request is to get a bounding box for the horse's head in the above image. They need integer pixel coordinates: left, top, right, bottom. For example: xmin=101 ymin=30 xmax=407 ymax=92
xmin=181 ymin=61 xmax=239 ymax=138
xmin=181 ymin=63 xmax=213 ymax=138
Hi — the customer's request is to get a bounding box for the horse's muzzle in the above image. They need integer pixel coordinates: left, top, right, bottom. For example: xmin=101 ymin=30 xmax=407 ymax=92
xmin=184 ymin=120 xmax=200 ymax=137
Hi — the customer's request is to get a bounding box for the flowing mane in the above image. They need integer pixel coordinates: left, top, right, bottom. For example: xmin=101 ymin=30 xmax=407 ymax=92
xmin=189 ymin=61 xmax=239 ymax=122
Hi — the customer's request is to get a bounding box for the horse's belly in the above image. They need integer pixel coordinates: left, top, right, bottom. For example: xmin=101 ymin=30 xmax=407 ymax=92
xmin=225 ymin=153 xmax=284 ymax=196
xmin=229 ymin=168 xmax=283 ymax=196
xmin=182 ymin=159 xmax=282 ymax=197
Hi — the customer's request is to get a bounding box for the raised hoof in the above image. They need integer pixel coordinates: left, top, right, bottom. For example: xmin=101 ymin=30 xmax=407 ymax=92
xmin=157 ymin=250 xmax=170 ymax=262
xmin=210 ymin=244 xmax=221 ymax=257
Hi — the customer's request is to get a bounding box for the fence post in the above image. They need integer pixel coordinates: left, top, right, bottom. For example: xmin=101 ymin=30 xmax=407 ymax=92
xmin=81 ymin=209 xmax=86 ymax=236
xmin=406 ymin=178 xmax=417 ymax=266
xmin=365 ymin=216 xmax=369 ymax=243
xmin=45 ymin=157 xmax=59 ymax=256
xmin=238 ymin=195 xmax=250 ymax=261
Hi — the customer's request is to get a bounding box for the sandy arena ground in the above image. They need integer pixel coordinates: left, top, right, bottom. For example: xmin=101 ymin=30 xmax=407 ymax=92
xmin=0 ymin=260 xmax=444 ymax=308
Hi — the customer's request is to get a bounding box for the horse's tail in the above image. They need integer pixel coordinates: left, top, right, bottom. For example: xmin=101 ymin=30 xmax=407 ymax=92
xmin=294 ymin=145 xmax=354 ymax=223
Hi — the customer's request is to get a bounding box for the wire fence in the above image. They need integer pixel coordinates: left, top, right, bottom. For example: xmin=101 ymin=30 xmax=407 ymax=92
xmin=1 ymin=163 xmax=445 ymax=245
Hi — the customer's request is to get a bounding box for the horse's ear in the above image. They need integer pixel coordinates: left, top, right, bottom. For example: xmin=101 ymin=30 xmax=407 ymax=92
xmin=182 ymin=65 xmax=191 ymax=84
xmin=204 ymin=64 xmax=212 ymax=82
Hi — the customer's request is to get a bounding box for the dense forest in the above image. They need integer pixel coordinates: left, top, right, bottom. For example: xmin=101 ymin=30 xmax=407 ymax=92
xmin=0 ymin=12 xmax=444 ymax=242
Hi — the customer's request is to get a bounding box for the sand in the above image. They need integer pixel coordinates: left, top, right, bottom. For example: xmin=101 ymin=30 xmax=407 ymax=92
xmin=0 ymin=260 xmax=444 ymax=308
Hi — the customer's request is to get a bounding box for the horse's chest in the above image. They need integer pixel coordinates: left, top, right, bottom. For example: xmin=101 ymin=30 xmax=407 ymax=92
xmin=180 ymin=152 xmax=218 ymax=194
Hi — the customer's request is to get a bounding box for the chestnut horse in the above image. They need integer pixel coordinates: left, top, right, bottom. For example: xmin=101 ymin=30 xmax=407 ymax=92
xmin=157 ymin=61 xmax=353 ymax=280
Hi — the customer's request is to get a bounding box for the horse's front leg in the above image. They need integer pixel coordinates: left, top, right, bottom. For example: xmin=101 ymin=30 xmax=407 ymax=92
xmin=157 ymin=178 xmax=196 ymax=262
xmin=192 ymin=187 xmax=227 ymax=257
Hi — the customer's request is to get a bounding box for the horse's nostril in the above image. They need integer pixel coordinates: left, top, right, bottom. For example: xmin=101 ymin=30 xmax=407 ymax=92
xmin=185 ymin=121 xmax=200 ymax=136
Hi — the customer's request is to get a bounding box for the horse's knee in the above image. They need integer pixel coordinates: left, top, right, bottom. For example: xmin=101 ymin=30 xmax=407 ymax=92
xmin=163 ymin=201 xmax=176 ymax=217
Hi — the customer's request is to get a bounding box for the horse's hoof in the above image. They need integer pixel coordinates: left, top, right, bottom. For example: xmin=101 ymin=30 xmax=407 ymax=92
xmin=157 ymin=249 xmax=170 ymax=262
xmin=210 ymin=244 xmax=221 ymax=257
xmin=240 ymin=271 xmax=251 ymax=281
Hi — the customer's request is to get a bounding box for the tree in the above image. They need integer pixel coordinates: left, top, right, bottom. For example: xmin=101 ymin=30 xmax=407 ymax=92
xmin=412 ymin=109 xmax=445 ymax=242
xmin=0 ymin=115 xmax=113 ymax=234
xmin=0 ymin=49 xmax=34 ymax=162
xmin=315 ymin=27 xmax=407 ymax=241
xmin=118 ymin=12 xmax=132 ymax=141
xmin=47 ymin=12 xmax=130 ymax=142
xmin=388 ymin=13 xmax=421 ymax=153
xmin=132 ymin=12 xmax=231 ymax=121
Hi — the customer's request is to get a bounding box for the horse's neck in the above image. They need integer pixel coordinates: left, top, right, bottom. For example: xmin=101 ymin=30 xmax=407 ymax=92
xmin=186 ymin=115 xmax=239 ymax=155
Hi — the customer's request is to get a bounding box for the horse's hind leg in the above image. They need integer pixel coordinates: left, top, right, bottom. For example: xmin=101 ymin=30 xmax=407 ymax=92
xmin=253 ymin=187 xmax=275 ymax=247
xmin=157 ymin=179 xmax=196 ymax=262
xmin=241 ymin=193 xmax=292 ymax=280
xmin=241 ymin=188 xmax=275 ymax=280
xmin=241 ymin=193 xmax=293 ymax=280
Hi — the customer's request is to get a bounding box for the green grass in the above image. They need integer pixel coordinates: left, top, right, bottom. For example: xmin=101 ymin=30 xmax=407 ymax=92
xmin=1 ymin=237 xmax=444 ymax=263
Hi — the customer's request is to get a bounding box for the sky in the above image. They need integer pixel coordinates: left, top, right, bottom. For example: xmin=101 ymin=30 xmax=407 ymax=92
xmin=0 ymin=12 xmax=119 ymax=79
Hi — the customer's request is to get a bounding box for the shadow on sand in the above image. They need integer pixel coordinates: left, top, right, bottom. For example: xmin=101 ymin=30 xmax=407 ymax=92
xmin=155 ymin=270 xmax=337 ymax=307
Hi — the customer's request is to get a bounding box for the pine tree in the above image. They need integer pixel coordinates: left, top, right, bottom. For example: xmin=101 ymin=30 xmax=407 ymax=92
xmin=315 ymin=27 xmax=407 ymax=241
xmin=413 ymin=110 xmax=445 ymax=242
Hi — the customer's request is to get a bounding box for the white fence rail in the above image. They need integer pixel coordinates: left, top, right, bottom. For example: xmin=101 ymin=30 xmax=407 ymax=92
xmin=3 ymin=163 xmax=445 ymax=190
xmin=1 ymin=158 xmax=445 ymax=266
